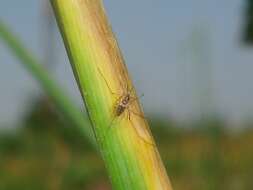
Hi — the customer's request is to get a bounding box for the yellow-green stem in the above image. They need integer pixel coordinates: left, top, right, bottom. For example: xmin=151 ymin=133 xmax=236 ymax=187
xmin=51 ymin=0 xmax=173 ymax=189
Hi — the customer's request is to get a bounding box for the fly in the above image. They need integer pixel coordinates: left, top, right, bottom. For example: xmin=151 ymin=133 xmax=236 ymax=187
xmin=97 ymin=66 xmax=153 ymax=146
xmin=115 ymin=94 xmax=130 ymax=116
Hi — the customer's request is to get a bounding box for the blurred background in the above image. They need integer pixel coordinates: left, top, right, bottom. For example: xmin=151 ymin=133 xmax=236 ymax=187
xmin=1 ymin=0 xmax=253 ymax=189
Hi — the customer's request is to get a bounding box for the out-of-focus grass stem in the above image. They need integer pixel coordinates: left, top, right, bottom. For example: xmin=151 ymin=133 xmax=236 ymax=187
xmin=0 ymin=21 xmax=96 ymax=148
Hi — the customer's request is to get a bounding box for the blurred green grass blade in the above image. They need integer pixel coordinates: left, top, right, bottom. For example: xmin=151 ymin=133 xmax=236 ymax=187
xmin=0 ymin=21 xmax=96 ymax=148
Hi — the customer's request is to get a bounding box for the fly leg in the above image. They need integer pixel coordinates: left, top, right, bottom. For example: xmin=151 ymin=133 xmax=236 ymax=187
xmin=126 ymin=108 xmax=154 ymax=146
xmin=97 ymin=66 xmax=120 ymax=96
xmin=100 ymin=94 xmax=125 ymax=144
xmin=128 ymin=108 xmax=146 ymax=120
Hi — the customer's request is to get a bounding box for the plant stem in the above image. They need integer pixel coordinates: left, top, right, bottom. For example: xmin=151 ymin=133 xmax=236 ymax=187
xmin=0 ymin=21 xmax=96 ymax=148
xmin=51 ymin=0 xmax=173 ymax=189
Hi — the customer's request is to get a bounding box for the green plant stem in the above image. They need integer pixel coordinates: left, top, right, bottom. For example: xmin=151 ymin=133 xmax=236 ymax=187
xmin=0 ymin=21 xmax=96 ymax=148
xmin=51 ymin=1 xmax=173 ymax=189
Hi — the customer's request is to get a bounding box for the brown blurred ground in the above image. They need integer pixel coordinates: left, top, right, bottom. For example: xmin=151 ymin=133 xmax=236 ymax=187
xmin=0 ymin=97 xmax=252 ymax=190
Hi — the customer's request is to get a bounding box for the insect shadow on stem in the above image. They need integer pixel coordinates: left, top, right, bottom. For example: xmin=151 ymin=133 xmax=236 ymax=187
xmin=97 ymin=67 xmax=153 ymax=146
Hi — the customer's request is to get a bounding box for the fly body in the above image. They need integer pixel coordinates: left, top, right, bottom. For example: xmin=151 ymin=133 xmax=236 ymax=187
xmin=115 ymin=93 xmax=131 ymax=116
xmin=97 ymin=66 xmax=153 ymax=145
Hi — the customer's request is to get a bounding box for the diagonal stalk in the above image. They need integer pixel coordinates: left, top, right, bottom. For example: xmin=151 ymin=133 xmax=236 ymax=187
xmin=0 ymin=21 xmax=96 ymax=148
xmin=50 ymin=0 xmax=173 ymax=189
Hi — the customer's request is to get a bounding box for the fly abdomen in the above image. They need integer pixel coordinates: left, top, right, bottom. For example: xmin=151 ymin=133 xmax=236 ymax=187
xmin=115 ymin=105 xmax=125 ymax=116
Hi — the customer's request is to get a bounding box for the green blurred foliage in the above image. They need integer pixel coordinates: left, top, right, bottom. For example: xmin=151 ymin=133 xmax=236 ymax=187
xmin=243 ymin=0 xmax=253 ymax=43
xmin=0 ymin=97 xmax=253 ymax=190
